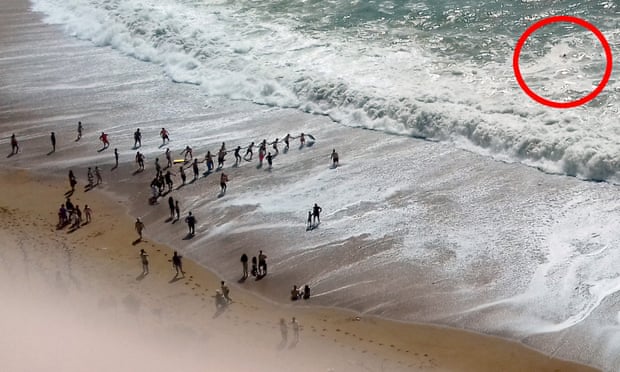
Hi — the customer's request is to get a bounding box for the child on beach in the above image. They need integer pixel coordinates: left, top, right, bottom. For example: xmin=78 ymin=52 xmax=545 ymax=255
xmin=307 ymin=211 xmax=312 ymax=230
xmin=330 ymin=149 xmax=339 ymax=167
xmin=258 ymin=250 xmax=267 ymax=276
xmin=179 ymin=165 xmax=186 ymax=185
xmin=87 ymin=167 xmax=94 ymax=187
xmin=220 ymin=172 xmax=228 ymax=193
xmin=266 ymin=152 xmax=273 ymax=169
xmin=300 ymin=133 xmax=305 ymax=147
xmin=76 ymin=121 xmax=83 ymax=141
xmin=240 ymin=253 xmax=248 ymax=279
xmin=168 ymin=197 xmax=175 ymax=219
xmin=182 ymin=145 xmax=193 ymax=161
xmin=175 ymin=200 xmax=180 ymax=221
xmin=95 ymin=166 xmax=102 ymax=185
xmin=251 ymin=256 xmax=258 ymax=277
xmin=221 ymin=281 xmax=231 ymax=303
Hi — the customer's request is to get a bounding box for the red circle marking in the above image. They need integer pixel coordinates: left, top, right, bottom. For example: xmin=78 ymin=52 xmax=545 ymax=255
xmin=513 ymin=15 xmax=613 ymax=109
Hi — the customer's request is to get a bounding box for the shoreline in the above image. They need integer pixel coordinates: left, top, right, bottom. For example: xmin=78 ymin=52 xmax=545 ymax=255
xmin=0 ymin=166 xmax=600 ymax=371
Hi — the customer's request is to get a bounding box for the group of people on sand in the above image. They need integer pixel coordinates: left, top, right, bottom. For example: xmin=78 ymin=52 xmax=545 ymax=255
xmin=239 ymin=250 xmax=268 ymax=279
xmin=57 ymin=197 xmax=92 ymax=230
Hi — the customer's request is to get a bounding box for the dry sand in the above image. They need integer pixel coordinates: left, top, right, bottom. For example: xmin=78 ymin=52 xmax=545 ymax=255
xmin=0 ymin=169 xmax=598 ymax=372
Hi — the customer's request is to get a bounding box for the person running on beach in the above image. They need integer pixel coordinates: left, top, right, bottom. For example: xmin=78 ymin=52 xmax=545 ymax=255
xmin=76 ymin=121 xmax=83 ymax=141
xmin=68 ymin=170 xmax=77 ymax=192
xmin=271 ymin=138 xmax=279 ymax=155
xmin=330 ymin=149 xmax=339 ymax=167
xmin=10 ymin=134 xmax=18 ymax=155
xmin=192 ymin=159 xmax=199 ymax=180
xmin=175 ymin=200 xmax=180 ymax=221
xmin=165 ymin=148 xmax=172 ymax=168
xmin=220 ymin=172 xmax=228 ymax=194
xmin=244 ymin=142 xmax=254 ymax=161
xmin=221 ymin=281 xmax=231 ymax=303
xmin=133 ymin=128 xmax=142 ymax=148
xmin=168 ymin=196 xmax=175 ymax=220
xmin=299 ymin=133 xmax=305 ymax=147
xmin=95 ymin=166 xmax=102 ymax=185
xmin=99 ymin=132 xmax=109 ymax=149
xmin=284 ymin=133 xmax=290 ymax=151
xmin=135 ymin=218 xmax=145 ymax=240
xmin=160 ymin=128 xmax=169 ymax=145
xmin=234 ymin=146 xmax=242 ymax=166
xmin=140 ymin=249 xmax=149 ymax=274
xmin=179 ymin=165 xmax=186 ymax=185
xmin=258 ymin=250 xmax=267 ymax=276
xmin=312 ymin=203 xmax=322 ymax=225
xmin=240 ymin=253 xmax=248 ymax=279
xmin=185 ymin=211 xmax=196 ymax=235
xmin=172 ymin=251 xmax=185 ymax=276
xmin=251 ymin=256 xmax=258 ymax=277
xmin=114 ymin=148 xmax=119 ymax=168
xmin=87 ymin=167 xmax=94 ymax=187
xmin=50 ymin=132 xmax=56 ymax=153
xmin=266 ymin=152 xmax=273 ymax=169
xmin=164 ymin=170 xmax=174 ymax=192
xmin=182 ymin=145 xmax=193 ymax=161
xmin=84 ymin=205 xmax=92 ymax=224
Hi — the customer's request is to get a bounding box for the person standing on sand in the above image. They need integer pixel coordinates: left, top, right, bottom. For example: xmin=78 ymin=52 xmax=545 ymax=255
xmin=155 ymin=157 xmax=161 ymax=176
xmin=114 ymin=148 xmax=119 ymax=168
xmin=95 ymin=166 xmax=102 ymax=185
xmin=68 ymin=170 xmax=77 ymax=192
xmin=10 ymin=134 xmax=18 ymax=155
xmin=279 ymin=318 xmax=288 ymax=343
xmin=73 ymin=205 xmax=82 ymax=228
xmin=300 ymin=133 xmax=306 ymax=147
xmin=87 ymin=167 xmax=94 ymax=187
xmin=330 ymin=149 xmax=339 ymax=167
xmin=312 ymin=203 xmax=322 ymax=225
xmin=234 ymin=146 xmax=242 ymax=166
xmin=135 ymin=218 xmax=145 ymax=240
xmin=217 ymin=148 xmax=226 ymax=169
xmin=258 ymin=250 xmax=267 ymax=276
xmin=140 ymin=249 xmax=149 ymax=274
xmin=165 ymin=148 xmax=172 ymax=169
xmin=291 ymin=317 xmax=299 ymax=343
xmin=221 ymin=281 xmax=231 ymax=303
xmin=133 ymin=128 xmax=142 ymax=148
xmin=179 ymin=165 xmax=186 ymax=185
xmin=205 ymin=151 xmax=214 ymax=172
xmin=175 ymin=200 xmax=180 ymax=221
xmin=185 ymin=211 xmax=196 ymax=235
xmin=240 ymin=253 xmax=248 ymax=279
xmin=50 ymin=132 xmax=56 ymax=153
xmin=164 ymin=170 xmax=174 ymax=192
xmin=251 ymin=256 xmax=258 ymax=277
xmin=76 ymin=121 xmax=83 ymax=141
xmin=168 ymin=197 xmax=175 ymax=220
xmin=192 ymin=159 xmax=199 ymax=180
xmin=172 ymin=251 xmax=185 ymax=276
xmin=84 ymin=205 xmax=92 ymax=224
xmin=307 ymin=211 xmax=312 ymax=230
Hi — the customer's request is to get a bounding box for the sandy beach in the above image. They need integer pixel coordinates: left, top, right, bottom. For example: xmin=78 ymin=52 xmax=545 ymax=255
xmin=0 ymin=0 xmax=614 ymax=370
xmin=0 ymin=169 xmax=598 ymax=371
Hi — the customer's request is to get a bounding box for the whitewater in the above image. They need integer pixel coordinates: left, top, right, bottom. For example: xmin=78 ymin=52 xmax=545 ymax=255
xmin=2 ymin=0 xmax=620 ymax=370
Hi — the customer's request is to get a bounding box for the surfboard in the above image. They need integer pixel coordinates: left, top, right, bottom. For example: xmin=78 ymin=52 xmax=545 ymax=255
xmin=173 ymin=159 xmax=186 ymax=164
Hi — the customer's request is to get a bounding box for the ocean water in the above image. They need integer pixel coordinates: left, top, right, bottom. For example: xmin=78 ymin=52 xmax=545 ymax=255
xmin=3 ymin=0 xmax=620 ymax=370
xmin=31 ymin=0 xmax=620 ymax=181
